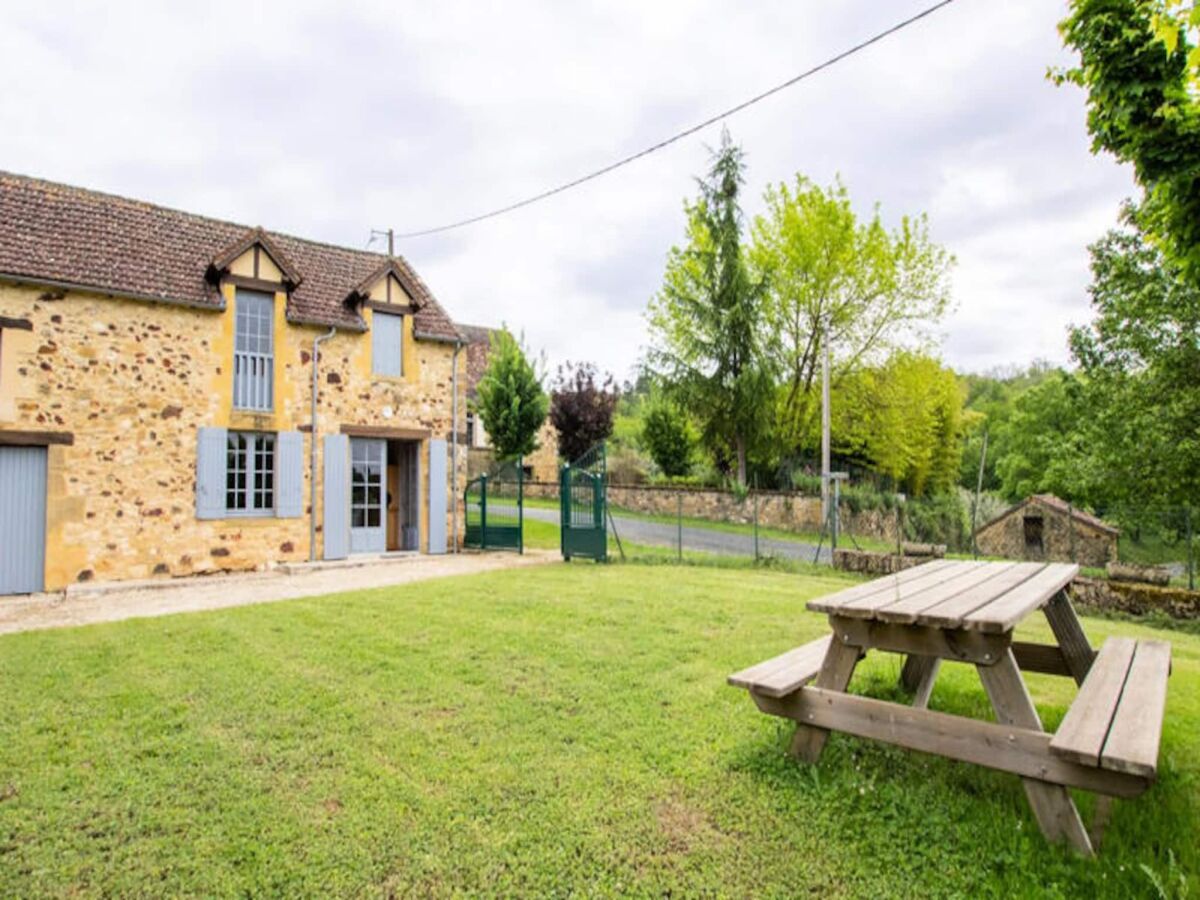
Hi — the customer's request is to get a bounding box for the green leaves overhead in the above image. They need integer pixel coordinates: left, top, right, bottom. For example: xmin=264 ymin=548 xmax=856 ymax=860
xmin=1057 ymin=0 xmax=1200 ymax=277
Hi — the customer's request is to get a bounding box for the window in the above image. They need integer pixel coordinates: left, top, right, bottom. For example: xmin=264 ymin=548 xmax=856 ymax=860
xmin=1023 ymin=515 xmax=1044 ymax=555
xmin=233 ymin=290 xmax=274 ymax=410
xmin=372 ymin=311 xmax=403 ymax=377
xmin=350 ymin=439 xmax=383 ymax=528
xmin=225 ymin=432 xmax=275 ymax=514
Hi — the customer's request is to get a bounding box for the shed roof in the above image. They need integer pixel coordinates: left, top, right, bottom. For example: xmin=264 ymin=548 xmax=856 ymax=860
xmin=975 ymin=493 xmax=1120 ymax=538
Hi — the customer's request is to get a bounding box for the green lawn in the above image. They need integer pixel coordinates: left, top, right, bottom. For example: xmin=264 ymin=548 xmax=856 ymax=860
xmin=1 ymin=564 xmax=1197 ymax=897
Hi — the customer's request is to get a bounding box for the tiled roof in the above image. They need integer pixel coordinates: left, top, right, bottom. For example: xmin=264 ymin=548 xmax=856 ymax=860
xmin=458 ymin=323 xmax=496 ymax=398
xmin=976 ymin=493 xmax=1120 ymax=537
xmin=0 ymin=172 xmax=462 ymax=341
xmin=1029 ymin=494 xmax=1120 ymax=535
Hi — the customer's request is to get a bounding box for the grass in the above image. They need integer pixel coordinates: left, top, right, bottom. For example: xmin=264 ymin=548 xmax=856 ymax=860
xmin=1 ymin=564 xmax=1197 ymax=896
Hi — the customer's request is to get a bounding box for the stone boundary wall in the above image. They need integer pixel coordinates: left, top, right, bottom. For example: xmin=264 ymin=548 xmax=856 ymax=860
xmin=833 ymin=549 xmax=926 ymax=576
xmin=1069 ymin=576 xmax=1200 ymax=620
xmin=524 ymin=481 xmax=900 ymax=544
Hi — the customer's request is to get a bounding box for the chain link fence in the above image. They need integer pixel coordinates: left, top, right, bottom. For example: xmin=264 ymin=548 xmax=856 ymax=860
xmin=522 ymin=481 xmax=1197 ymax=590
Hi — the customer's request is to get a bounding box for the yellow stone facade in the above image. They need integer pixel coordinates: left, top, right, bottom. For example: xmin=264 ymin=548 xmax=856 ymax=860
xmin=0 ymin=265 xmax=466 ymax=591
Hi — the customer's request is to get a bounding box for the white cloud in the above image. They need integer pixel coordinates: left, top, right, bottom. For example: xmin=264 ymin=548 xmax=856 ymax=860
xmin=0 ymin=0 xmax=1135 ymax=378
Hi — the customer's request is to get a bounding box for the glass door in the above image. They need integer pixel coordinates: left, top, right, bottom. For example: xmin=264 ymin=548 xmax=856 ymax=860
xmin=349 ymin=438 xmax=386 ymax=554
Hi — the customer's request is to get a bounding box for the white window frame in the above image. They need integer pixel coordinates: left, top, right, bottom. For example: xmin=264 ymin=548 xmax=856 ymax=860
xmin=225 ymin=431 xmax=277 ymax=516
xmin=233 ymin=290 xmax=275 ymax=411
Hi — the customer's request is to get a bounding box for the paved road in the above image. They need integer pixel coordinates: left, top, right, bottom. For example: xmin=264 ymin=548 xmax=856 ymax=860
xmin=516 ymin=505 xmax=832 ymax=564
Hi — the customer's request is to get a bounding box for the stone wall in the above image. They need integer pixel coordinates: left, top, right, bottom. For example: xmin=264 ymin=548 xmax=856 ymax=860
xmin=975 ymin=504 xmax=1116 ymax=568
xmin=524 ymin=481 xmax=900 ymax=544
xmin=832 ymin=549 xmax=926 ymax=576
xmin=0 ymin=279 xmax=465 ymax=590
xmin=1069 ymin=576 xmax=1200 ymax=619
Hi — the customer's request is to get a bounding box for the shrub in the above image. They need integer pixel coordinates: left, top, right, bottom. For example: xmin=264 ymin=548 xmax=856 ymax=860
xmin=474 ymin=329 xmax=548 ymax=460
xmin=549 ymin=362 xmax=619 ymax=462
xmin=641 ymin=399 xmax=694 ymax=477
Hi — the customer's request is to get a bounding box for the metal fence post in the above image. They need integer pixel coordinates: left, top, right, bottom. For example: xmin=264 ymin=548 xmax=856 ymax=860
xmin=1187 ymin=505 xmax=1194 ymax=591
xmin=677 ymin=492 xmax=683 ymax=563
xmin=832 ymin=478 xmax=840 ymax=551
xmin=517 ymin=458 xmax=524 ymax=556
xmin=479 ymin=474 xmax=488 ymax=551
xmin=1068 ymin=502 xmax=1077 ymax=563
xmin=753 ymin=489 xmax=760 ymax=561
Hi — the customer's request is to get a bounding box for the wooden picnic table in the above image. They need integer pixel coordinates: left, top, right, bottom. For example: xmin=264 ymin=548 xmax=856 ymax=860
xmin=729 ymin=559 xmax=1172 ymax=856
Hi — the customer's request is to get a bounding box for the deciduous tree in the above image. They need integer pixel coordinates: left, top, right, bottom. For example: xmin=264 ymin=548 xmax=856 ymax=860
xmin=1057 ymin=0 xmax=1200 ymax=276
xmin=749 ymin=176 xmax=953 ymax=454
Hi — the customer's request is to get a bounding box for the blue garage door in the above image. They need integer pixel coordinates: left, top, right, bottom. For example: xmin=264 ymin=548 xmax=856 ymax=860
xmin=0 ymin=445 xmax=47 ymax=594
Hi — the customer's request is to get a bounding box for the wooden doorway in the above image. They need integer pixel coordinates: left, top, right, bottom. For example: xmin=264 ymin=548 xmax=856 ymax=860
xmin=386 ymin=441 xmax=420 ymax=551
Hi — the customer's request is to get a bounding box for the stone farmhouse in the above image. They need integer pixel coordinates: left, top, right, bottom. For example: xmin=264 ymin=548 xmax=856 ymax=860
xmin=973 ymin=493 xmax=1119 ymax=568
xmin=0 ymin=173 xmax=470 ymax=594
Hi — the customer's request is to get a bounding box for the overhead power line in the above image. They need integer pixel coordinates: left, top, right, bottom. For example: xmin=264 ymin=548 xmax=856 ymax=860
xmin=391 ymin=0 xmax=958 ymax=240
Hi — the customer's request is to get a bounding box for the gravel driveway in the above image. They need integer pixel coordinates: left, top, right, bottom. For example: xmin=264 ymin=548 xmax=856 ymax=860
xmin=0 ymin=550 xmax=557 ymax=636
xmin=519 ymin=506 xmax=831 ymax=564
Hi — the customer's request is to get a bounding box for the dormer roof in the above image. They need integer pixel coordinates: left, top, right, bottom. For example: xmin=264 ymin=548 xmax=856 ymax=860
xmin=207 ymin=226 xmax=303 ymax=288
xmin=345 ymin=257 xmax=427 ymax=309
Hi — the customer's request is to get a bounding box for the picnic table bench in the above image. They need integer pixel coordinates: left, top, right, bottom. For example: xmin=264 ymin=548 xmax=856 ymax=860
xmin=729 ymin=560 xmax=1172 ymax=856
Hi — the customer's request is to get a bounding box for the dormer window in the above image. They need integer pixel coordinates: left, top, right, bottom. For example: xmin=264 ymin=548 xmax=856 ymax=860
xmin=234 ymin=289 xmax=274 ymax=410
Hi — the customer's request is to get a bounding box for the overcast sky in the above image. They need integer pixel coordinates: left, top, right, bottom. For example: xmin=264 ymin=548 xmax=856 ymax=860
xmin=1 ymin=0 xmax=1135 ymax=380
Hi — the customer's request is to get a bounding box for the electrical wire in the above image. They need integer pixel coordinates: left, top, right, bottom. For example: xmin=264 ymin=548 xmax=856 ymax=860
xmin=392 ymin=0 xmax=958 ymax=239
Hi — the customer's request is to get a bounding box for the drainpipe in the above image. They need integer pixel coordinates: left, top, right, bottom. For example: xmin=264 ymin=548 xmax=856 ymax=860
xmin=309 ymin=326 xmax=337 ymax=561
xmin=451 ymin=338 xmax=462 ymax=552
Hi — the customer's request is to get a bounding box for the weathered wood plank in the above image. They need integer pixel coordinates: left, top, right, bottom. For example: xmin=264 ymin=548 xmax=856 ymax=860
xmin=916 ymin=562 xmax=1045 ymax=629
xmin=751 ymin=686 xmax=1149 ymax=799
xmin=822 ymin=561 xmax=987 ymax=620
xmin=1101 ymin=640 xmax=1172 ymax=779
xmin=728 ymin=637 xmax=831 ymax=692
xmin=830 ymin=615 xmax=1010 ymax=665
xmin=1011 ymin=641 xmax=1073 ymax=678
xmin=1042 ymin=591 xmax=1096 ymax=685
xmin=977 ymin=648 xmax=1094 ymax=855
xmin=910 ymin=656 xmax=941 ymax=709
xmin=788 ymin=638 xmax=861 ymax=763
xmin=962 ymin=563 xmax=1080 ymax=634
xmin=727 ymin=636 xmax=833 ymax=698
xmin=873 ymin=562 xmax=1019 ymax=625
xmin=806 ymin=559 xmax=958 ymax=614
xmin=1049 ymin=637 xmax=1136 ymax=768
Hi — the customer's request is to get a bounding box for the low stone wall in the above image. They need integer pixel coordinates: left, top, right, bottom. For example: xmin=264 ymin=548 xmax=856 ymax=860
xmin=524 ymin=481 xmax=900 ymax=544
xmin=1069 ymin=576 xmax=1200 ymax=619
xmin=833 ymin=549 xmax=927 ymax=576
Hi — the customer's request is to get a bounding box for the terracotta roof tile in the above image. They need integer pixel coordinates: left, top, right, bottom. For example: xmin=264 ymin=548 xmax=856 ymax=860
xmin=0 ymin=171 xmax=462 ymax=341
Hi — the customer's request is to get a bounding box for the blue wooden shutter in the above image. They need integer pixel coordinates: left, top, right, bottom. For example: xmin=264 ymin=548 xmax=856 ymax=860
xmin=196 ymin=427 xmax=228 ymax=519
xmin=372 ymin=312 xmax=403 ymax=377
xmin=276 ymin=431 xmax=303 ymax=518
xmin=428 ymin=438 xmax=447 ymax=554
xmin=323 ymin=433 xmax=349 ymax=560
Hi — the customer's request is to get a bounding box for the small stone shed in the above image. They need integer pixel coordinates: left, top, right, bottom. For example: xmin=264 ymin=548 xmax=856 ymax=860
xmin=973 ymin=494 xmax=1119 ymax=568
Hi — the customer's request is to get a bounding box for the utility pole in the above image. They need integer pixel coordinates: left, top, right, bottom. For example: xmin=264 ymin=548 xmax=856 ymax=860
xmin=821 ymin=312 xmax=832 ymax=523
xmin=387 ymin=228 xmax=394 ymax=257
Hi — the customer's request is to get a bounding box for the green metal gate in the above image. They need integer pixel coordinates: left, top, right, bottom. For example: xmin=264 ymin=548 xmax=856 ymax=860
xmin=464 ymin=458 xmax=524 ymax=552
xmin=560 ymin=443 xmax=607 ymax=561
